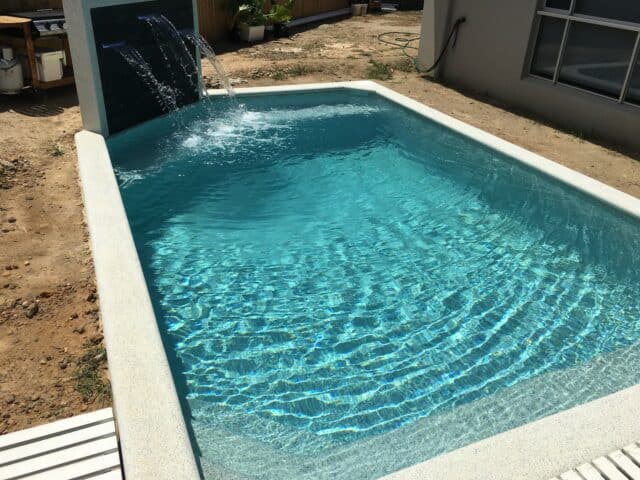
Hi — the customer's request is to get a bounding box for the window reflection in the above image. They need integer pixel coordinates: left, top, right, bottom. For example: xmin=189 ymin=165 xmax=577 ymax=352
xmin=531 ymin=17 xmax=565 ymax=79
xmin=574 ymin=0 xmax=640 ymax=24
xmin=558 ymin=22 xmax=636 ymax=98
xmin=545 ymin=0 xmax=571 ymax=11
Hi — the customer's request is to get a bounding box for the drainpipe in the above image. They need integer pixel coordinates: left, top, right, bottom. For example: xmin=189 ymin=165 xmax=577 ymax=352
xmin=417 ymin=0 xmax=452 ymax=79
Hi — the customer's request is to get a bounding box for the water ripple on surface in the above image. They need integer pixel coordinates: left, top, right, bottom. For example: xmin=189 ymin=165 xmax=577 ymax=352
xmin=109 ymin=91 xmax=640 ymax=480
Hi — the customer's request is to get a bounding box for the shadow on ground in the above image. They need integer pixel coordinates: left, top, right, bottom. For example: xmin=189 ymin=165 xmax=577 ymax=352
xmin=0 ymin=86 xmax=78 ymax=117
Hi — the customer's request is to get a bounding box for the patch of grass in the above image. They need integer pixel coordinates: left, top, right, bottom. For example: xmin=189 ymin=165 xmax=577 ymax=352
xmin=73 ymin=342 xmax=111 ymax=403
xmin=288 ymin=64 xmax=313 ymax=77
xmin=392 ymin=57 xmax=415 ymax=73
xmin=366 ymin=60 xmax=393 ymax=80
xmin=50 ymin=143 xmax=64 ymax=157
xmin=270 ymin=64 xmax=315 ymax=81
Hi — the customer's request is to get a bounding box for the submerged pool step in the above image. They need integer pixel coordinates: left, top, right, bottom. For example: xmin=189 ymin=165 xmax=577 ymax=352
xmin=551 ymin=442 xmax=640 ymax=480
xmin=0 ymin=408 xmax=121 ymax=480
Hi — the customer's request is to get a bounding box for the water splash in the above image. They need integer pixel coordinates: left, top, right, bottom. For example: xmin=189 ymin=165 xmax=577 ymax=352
xmin=138 ymin=14 xmax=200 ymax=98
xmin=112 ymin=102 xmax=385 ymax=187
xmin=180 ymin=104 xmax=382 ymax=156
xmin=182 ymin=31 xmax=236 ymax=97
xmin=114 ymin=45 xmax=177 ymax=112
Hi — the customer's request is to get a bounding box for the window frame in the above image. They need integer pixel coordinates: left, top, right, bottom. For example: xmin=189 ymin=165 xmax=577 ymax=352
xmin=527 ymin=0 xmax=640 ymax=105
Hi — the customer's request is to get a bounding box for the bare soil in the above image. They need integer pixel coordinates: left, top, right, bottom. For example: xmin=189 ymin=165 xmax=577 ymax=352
xmin=1 ymin=10 xmax=639 ymax=435
xmin=0 ymin=92 xmax=110 ymax=434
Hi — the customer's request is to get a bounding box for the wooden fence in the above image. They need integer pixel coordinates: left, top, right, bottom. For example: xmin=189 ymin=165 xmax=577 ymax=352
xmin=2 ymin=0 xmax=350 ymax=41
xmin=289 ymin=0 xmax=349 ymax=19
xmin=197 ymin=0 xmax=234 ymax=42
xmin=198 ymin=0 xmax=351 ymax=41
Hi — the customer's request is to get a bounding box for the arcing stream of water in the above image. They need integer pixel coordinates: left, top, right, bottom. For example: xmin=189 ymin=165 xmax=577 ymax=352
xmin=182 ymin=30 xmax=236 ymax=97
xmin=105 ymin=13 xmax=236 ymax=115
xmin=115 ymin=44 xmax=178 ymax=112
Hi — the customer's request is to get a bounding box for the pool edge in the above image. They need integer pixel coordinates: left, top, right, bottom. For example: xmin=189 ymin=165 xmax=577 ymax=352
xmin=76 ymin=80 xmax=640 ymax=480
xmin=208 ymin=81 xmax=640 ymax=220
xmin=75 ymin=130 xmax=201 ymax=480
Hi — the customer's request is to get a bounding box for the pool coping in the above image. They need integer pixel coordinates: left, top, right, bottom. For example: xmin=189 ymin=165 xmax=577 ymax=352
xmin=75 ymin=80 xmax=640 ymax=480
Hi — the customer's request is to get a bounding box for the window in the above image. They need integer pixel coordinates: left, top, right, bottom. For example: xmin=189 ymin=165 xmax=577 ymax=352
xmin=528 ymin=0 xmax=640 ymax=105
xmin=628 ymin=57 xmax=640 ymax=105
xmin=574 ymin=0 xmax=640 ymax=24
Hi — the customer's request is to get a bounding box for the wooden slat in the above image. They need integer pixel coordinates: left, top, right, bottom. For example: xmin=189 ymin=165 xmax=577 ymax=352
xmin=576 ymin=463 xmax=606 ymax=480
xmin=552 ymin=442 xmax=640 ymax=480
xmin=0 ymin=436 xmax=118 ymax=479
xmin=87 ymin=469 xmax=123 ymax=480
xmin=23 ymin=452 xmax=121 ymax=480
xmin=37 ymin=75 xmax=75 ymax=89
xmin=623 ymin=443 xmax=640 ymax=464
xmin=609 ymin=450 xmax=640 ymax=480
xmin=0 ymin=409 xmax=114 ymax=450
xmin=0 ymin=408 xmax=120 ymax=480
xmin=0 ymin=420 xmax=116 ymax=465
xmin=592 ymin=456 xmax=629 ymax=480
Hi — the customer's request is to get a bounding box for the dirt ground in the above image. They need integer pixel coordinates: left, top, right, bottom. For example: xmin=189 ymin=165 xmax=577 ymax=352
xmin=1 ymin=10 xmax=639 ymax=435
xmin=0 ymin=92 xmax=110 ymax=434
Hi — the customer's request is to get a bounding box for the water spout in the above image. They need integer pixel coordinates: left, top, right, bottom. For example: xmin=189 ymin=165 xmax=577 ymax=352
xmin=182 ymin=30 xmax=236 ymax=97
xmin=101 ymin=41 xmax=127 ymax=49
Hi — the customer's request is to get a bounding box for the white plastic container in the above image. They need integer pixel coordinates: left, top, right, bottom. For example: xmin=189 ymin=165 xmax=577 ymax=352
xmin=238 ymin=23 xmax=265 ymax=42
xmin=35 ymin=50 xmax=65 ymax=82
xmin=0 ymin=60 xmax=24 ymax=94
xmin=351 ymin=4 xmax=368 ymax=16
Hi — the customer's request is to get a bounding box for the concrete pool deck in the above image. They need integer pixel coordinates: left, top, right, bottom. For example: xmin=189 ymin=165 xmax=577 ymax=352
xmin=75 ymin=80 xmax=640 ymax=479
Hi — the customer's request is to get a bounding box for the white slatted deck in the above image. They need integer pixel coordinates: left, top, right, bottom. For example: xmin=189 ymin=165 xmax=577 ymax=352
xmin=552 ymin=442 xmax=640 ymax=480
xmin=0 ymin=408 xmax=122 ymax=480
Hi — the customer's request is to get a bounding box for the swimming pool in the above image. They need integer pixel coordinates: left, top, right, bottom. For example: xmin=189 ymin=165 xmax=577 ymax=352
xmin=99 ymin=84 xmax=640 ymax=479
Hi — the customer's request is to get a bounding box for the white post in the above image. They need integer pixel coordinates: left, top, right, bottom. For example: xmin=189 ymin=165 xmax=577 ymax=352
xmin=417 ymin=0 xmax=451 ymax=77
xmin=63 ymin=0 xmax=111 ymax=135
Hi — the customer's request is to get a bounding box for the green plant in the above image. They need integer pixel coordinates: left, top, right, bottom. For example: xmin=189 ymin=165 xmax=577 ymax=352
xmin=366 ymin=60 xmax=393 ymax=80
xmin=234 ymin=0 xmax=267 ymax=27
xmin=271 ymin=70 xmax=286 ymax=80
xmin=288 ymin=63 xmax=312 ymax=76
xmin=267 ymin=0 xmax=295 ymax=24
xmin=392 ymin=57 xmax=415 ymax=73
xmin=50 ymin=143 xmax=64 ymax=157
xmin=73 ymin=342 xmax=111 ymax=402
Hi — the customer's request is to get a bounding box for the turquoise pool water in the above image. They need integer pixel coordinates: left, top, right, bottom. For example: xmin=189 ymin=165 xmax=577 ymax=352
xmin=108 ymin=90 xmax=640 ymax=479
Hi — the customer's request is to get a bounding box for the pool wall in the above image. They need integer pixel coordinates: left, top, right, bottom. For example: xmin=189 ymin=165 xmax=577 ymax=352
xmin=75 ymin=80 xmax=640 ymax=479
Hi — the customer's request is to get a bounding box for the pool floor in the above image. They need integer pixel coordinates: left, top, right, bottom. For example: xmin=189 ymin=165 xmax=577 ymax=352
xmin=107 ymin=90 xmax=640 ymax=479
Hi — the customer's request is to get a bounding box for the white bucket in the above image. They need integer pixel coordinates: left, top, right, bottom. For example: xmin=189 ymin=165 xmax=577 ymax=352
xmin=351 ymin=4 xmax=362 ymax=15
xmin=360 ymin=3 xmax=368 ymax=15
